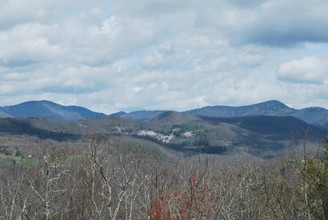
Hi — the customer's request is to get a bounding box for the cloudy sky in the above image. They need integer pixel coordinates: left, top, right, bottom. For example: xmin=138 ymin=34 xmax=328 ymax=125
xmin=0 ymin=0 xmax=328 ymax=113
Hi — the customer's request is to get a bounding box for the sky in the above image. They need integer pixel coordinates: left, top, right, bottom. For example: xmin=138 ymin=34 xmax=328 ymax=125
xmin=0 ymin=0 xmax=328 ymax=114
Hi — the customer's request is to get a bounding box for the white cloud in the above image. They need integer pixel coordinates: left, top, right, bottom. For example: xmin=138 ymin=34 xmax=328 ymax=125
xmin=175 ymin=33 xmax=229 ymax=53
xmin=0 ymin=23 xmax=66 ymax=62
xmin=0 ymin=15 xmax=154 ymax=65
xmin=0 ymin=0 xmax=328 ymax=112
xmin=239 ymin=0 xmax=328 ymax=46
xmin=230 ymin=53 xmax=264 ymax=67
xmin=277 ymin=57 xmax=328 ymax=84
xmin=0 ymin=0 xmax=84 ymax=29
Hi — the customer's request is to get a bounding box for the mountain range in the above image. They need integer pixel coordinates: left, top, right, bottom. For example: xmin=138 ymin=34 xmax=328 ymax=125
xmin=185 ymin=100 xmax=328 ymax=127
xmin=114 ymin=100 xmax=328 ymax=127
xmin=0 ymin=100 xmax=327 ymax=159
xmin=1 ymin=100 xmax=328 ymax=127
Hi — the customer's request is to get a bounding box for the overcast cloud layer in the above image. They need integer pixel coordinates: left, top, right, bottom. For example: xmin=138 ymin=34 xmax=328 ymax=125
xmin=0 ymin=0 xmax=328 ymax=113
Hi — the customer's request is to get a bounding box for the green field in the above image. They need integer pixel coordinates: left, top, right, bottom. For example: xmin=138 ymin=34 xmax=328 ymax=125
xmin=0 ymin=153 xmax=38 ymax=166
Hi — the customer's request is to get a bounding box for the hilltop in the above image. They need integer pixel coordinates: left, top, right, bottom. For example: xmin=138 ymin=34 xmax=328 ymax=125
xmin=1 ymin=100 xmax=105 ymax=120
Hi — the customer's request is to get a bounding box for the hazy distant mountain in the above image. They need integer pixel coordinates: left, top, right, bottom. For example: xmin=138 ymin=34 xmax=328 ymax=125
xmin=106 ymin=100 xmax=328 ymax=127
xmin=184 ymin=100 xmax=328 ymax=127
xmin=2 ymin=100 xmax=105 ymax=120
xmin=116 ymin=100 xmax=297 ymax=121
xmin=2 ymin=99 xmax=328 ymax=127
xmin=184 ymin=100 xmax=295 ymax=117
xmin=287 ymin=107 xmax=328 ymax=127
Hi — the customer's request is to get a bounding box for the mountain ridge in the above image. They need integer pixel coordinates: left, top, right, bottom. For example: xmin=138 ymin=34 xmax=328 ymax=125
xmin=1 ymin=100 xmax=105 ymax=120
xmin=114 ymin=100 xmax=328 ymax=127
xmin=0 ymin=101 xmax=327 ymax=159
xmin=184 ymin=100 xmax=295 ymax=117
xmin=1 ymin=100 xmax=328 ymax=127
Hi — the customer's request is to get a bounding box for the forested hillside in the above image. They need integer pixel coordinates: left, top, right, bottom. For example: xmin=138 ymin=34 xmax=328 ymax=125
xmin=1 ymin=135 xmax=328 ymax=219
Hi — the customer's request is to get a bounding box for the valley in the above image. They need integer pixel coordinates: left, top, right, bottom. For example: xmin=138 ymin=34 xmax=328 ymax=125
xmin=1 ymin=100 xmax=328 ymax=219
xmin=0 ymin=100 xmax=327 ymax=159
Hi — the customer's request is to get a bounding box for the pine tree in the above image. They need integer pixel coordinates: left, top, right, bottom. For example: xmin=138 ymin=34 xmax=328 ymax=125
xmin=302 ymin=137 xmax=328 ymax=219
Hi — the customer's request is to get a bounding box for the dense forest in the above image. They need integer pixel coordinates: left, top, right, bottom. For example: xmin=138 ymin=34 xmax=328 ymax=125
xmin=0 ymin=134 xmax=328 ymax=220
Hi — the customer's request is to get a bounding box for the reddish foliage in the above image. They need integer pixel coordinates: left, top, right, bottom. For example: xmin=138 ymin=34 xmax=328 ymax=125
xmin=148 ymin=175 xmax=217 ymax=220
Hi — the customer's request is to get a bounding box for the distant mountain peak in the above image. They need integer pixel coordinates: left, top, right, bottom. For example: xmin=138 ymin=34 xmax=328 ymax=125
xmin=258 ymin=100 xmax=287 ymax=106
xmin=16 ymin=100 xmax=55 ymax=105
xmin=247 ymin=100 xmax=294 ymax=112
xmin=2 ymin=100 xmax=105 ymax=120
xmin=184 ymin=100 xmax=295 ymax=118
xmin=254 ymin=100 xmax=291 ymax=108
